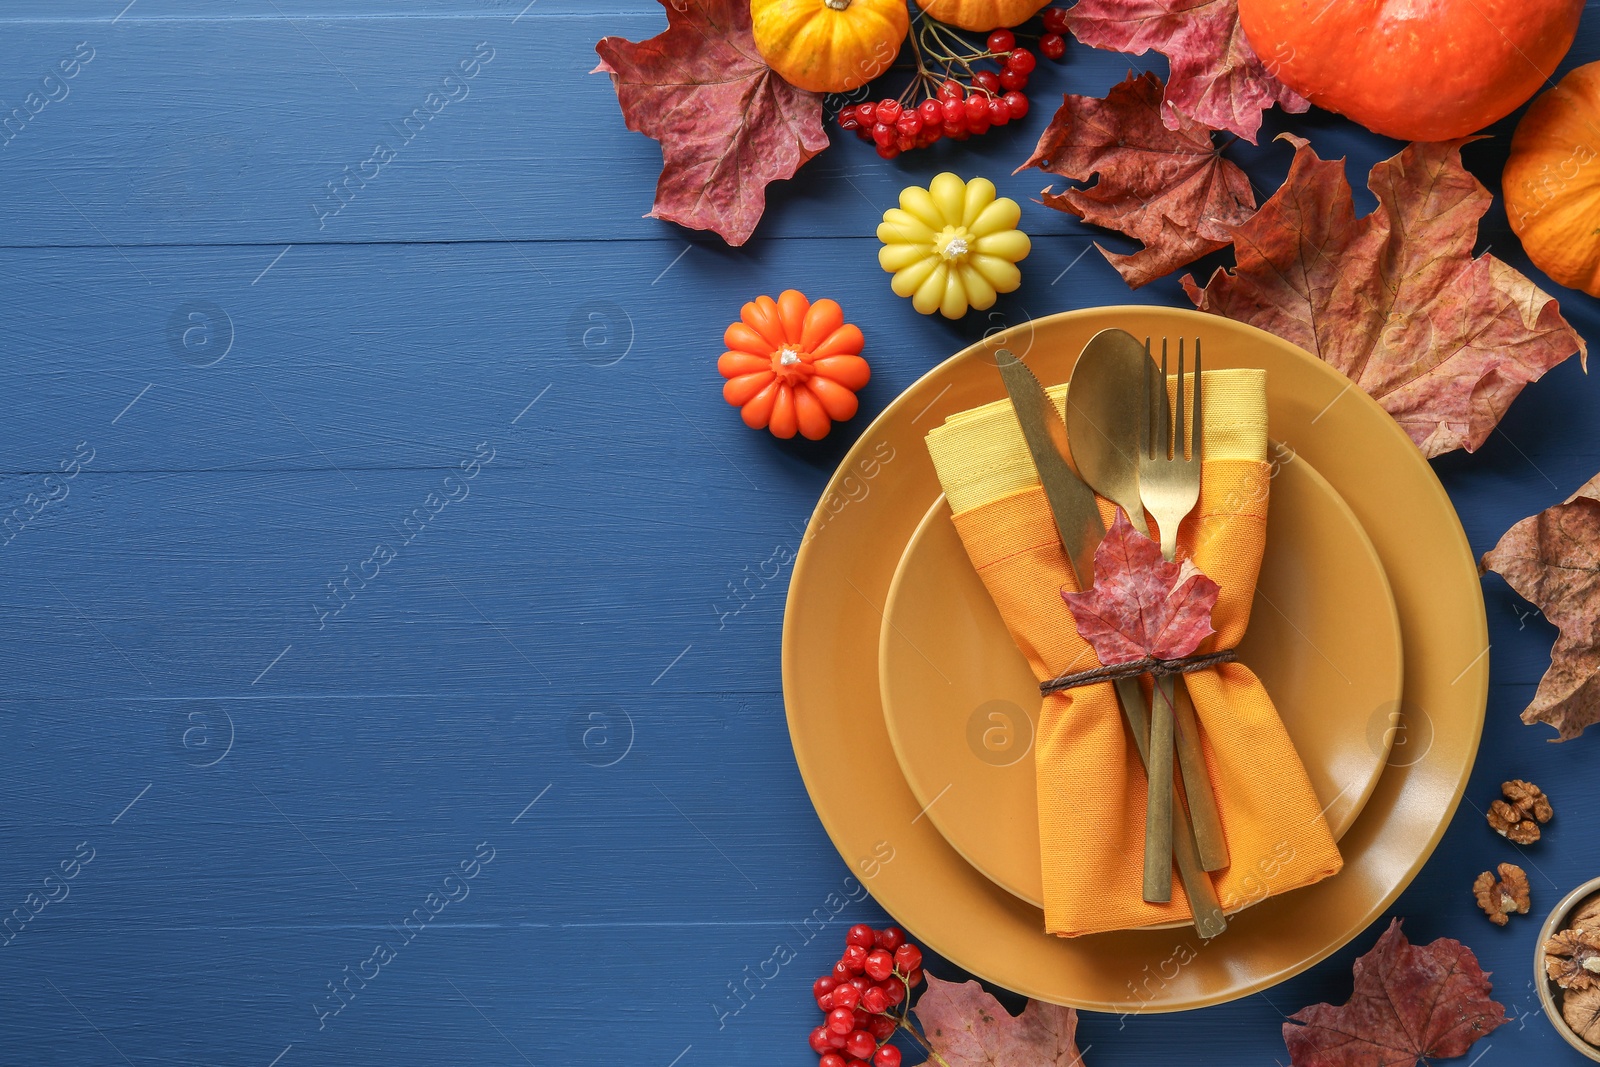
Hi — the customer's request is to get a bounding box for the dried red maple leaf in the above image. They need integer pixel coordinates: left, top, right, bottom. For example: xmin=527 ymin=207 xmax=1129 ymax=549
xmin=1283 ymin=919 xmax=1508 ymax=1066
xmin=1063 ymin=0 xmax=1307 ymax=142
xmin=593 ymin=0 xmax=829 ymax=246
xmin=1061 ymin=510 xmax=1219 ymax=665
xmin=914 ymin=974 xmax=1083 ymax=1067
xmin=1184 ymin=136 xmax=1586 ymax=458
xmin=1017 ymin=71 xmax=1255 ymax=288
xmin=1481 ymin=474 xmax=1600 ymax=740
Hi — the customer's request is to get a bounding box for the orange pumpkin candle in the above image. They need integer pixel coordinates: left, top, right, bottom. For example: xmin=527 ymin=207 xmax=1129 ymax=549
xmin=718 ymin=290 xmax=870 ymax=441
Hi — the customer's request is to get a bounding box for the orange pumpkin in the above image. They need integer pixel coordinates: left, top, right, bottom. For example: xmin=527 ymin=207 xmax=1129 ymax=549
xmin=751 ymin=0 xmax=909 ymax=94
xmin=914 ymin=0 xmax=1052 ymax=31
xmin=1504 ymin=61 xmax=1600 ymax=297
xmin=719 ymin=291 xmax=870 ymax=441
xmin=1237 ymin=0 xmax=1582 ymax=141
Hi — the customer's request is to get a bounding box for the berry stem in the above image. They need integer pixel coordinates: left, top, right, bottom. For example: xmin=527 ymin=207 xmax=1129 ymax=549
xmin=869 ymin=970 xmax=955 ymax=1067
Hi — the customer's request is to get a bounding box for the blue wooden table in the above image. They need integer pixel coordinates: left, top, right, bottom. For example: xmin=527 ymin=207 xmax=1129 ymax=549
xmin=3 ymin=2 xmax=1599 ymax=1063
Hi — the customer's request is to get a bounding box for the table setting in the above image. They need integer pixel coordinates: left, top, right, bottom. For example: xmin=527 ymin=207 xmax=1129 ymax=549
xmin=4 ymin=0 xmax=1600 ymax=1065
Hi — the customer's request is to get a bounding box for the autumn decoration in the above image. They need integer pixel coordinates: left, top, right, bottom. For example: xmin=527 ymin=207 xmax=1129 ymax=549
xmin=1481 ymin=475 xmax=1600 ymax=739
xmin=1183 ymin=136 xmax=1586 ymax=458
xmin=1282 ymin=920 xmax=1508 ymax=1065
xmin=751 ymin=0 xmax=909 ymax=94
xmin=1504 ymin=61 xmax=1600 ymax=297
xmin=877 ymin=173 xmax=1030 ymax=319
xmin=1063 ymin=0 xmax=1308 ymax=141
xmin=1060 ymin=511 xmax=1220 ymax=668
xmin=1238 ymin=0 xmax=1583 ymax=141
xmin=719 ymin=290 xmax=871 ymax=441
xmin=1019 ymin=71 xmax=1256 ymax=288
xmin=914 ymin=0 xmax=1053 ymax=32
xmin=594 ymin=0 xmax=829 ymax=246
xmin=913 ymin=974 xmax=1084 ymax=1067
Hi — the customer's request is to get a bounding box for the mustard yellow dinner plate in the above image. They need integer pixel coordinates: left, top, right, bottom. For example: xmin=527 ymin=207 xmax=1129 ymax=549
xmin=880 ymin=449 xmax=1402 ymax=912
xmin=781 ymin=306 xmax=1487 ymax=1012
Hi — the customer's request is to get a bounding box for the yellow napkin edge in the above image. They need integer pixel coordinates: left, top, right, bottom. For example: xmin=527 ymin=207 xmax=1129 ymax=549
xmin=927 ymin=368 xmax=1266 ymax=516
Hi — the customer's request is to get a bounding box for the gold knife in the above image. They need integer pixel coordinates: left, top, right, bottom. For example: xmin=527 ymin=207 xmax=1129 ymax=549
xmin=995 ymin=348 xmax=1225 ymax=936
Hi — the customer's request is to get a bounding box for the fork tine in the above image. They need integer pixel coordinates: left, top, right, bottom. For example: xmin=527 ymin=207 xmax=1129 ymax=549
xmin=1159 ymin=337 xmax=1171 ymax=460
xmin=1145 ymin=336 xmax=1158 ymax=460
xmin=1192 ymin=337 xmax=1203 ymax=462
xmin=1175 ymin=338 xmax=1186 ymax=461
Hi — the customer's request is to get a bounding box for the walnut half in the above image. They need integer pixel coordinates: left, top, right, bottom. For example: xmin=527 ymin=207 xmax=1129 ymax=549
xmin=1473 ymin=863 xmax=1531 ymax=926
xmin=1547 ymin=928 xmax=1600 ymax=991
xmin=1487 ymin=779 xmax=1553 ymax=844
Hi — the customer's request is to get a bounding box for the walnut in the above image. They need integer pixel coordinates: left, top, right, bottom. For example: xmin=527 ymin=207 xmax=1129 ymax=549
xmin=1473 ymin=863 xmax=1531 ymax=926
xmin=1487 ymin=780 xmax=1553 ymax=843
xmin=1565 ymin=986 xmax=1600 ymax=1046
xmin=1547 ymin=928 xmax=1600 ymax=990
xmin=1571 ymin=891 xmax=1600 ymax=931
xmin=1505 ymin=779 xmax=1554 ymax=822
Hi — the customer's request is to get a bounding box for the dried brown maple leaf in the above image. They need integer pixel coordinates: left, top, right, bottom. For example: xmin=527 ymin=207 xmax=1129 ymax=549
xmin=593 ymin=0 xmax=829 ymax=246
xmin=1061 ymin=509 xmax=1220 ymax=664
xmin=1184 ymin=136 xmax=1586 ymax=457
xmin=1063 ymin=0 xmax=1308 ymax=142
xmin=1017 ymin=71 xmax=1256 ymax=288
xmin=1283 ymin=919 xmax=1508 ymax=1066
xmin=1481 ymin=475 xmax=1600 ymax=739
xmin=914 ymin=974 xmax=1083 ymax=1067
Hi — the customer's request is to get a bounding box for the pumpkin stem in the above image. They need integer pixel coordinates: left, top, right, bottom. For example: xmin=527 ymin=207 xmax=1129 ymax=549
xmin=825 ymin=0 xmax=852 ymax=9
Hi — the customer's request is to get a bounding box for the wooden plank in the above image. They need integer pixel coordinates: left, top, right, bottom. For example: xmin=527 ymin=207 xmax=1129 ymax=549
xmin=0 ymin=11 xmax=1133 ymax=247
xmin=0 ymin=233 xmax=1155 ymax=474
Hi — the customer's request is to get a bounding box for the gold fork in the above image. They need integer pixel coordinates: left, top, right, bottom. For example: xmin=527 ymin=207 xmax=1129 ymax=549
xmin=1139 ymin=338 xmax=1230 ymax=899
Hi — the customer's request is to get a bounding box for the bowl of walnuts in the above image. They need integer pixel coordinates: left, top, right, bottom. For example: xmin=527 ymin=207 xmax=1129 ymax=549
xmin=1537 ymin=875 xmax=1600 ymax=1061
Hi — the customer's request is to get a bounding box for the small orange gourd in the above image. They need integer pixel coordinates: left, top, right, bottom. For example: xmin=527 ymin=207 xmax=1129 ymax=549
xmin=751 ymin=0 xmax=909 ymax=94
xmin=1504 ymin=61 xmax=1600 ymax=297
xmin=913 ymin=0 xmax=1052 ymax=32
xmin=719 ymin=291 xmax=870 ymax=441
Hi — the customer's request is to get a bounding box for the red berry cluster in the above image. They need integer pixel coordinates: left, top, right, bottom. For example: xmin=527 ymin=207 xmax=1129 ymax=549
xmin=1040 ymin=8 xmax=1069 ymax=57
xmin=806 ymin=924 xmax=925 ymax=1067
xmin=837 ymin=16 xmax=1069 ymax=159
xmin=840 ymin=79 xmax=1030 ymax=158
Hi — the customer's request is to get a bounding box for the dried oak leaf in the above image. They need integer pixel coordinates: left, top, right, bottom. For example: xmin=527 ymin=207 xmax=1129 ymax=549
xmin=1565 ymin=986 xmax=1600 ymax=1046
xmin=1481 ymin=476 xmax=1600 ymax=739
xmin=1016 ymin=71 xmax=1256 ymax=288
xmin=1472 ymin=863 xmax=1530 ymax=927
xmin=1062 ymin=0 xmax=1308 ymax=142
xmin=1061 ymin=509 xmax=1220 ymax=665
xmin=1546 ymin=929 xmax=1600 ymax=990
xmin=913 ymin=974 xmax=1083 ymax=1067
xmin=1184 ymin=136 xmax=1585 ymax=458
xmin=1283 ymin=919 xmax=1509 ymax=1066
xmin=593 ymin=0 xmax=828 ymax=246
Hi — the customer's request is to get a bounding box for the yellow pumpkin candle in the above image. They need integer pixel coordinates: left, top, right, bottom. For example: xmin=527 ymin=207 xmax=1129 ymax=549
xmin=877 ymin=173 xmax=1030 ymax=319
xmin=1504 ymin=61 xmax=1600 ymax=297
xmin=752 ymin=0 xmax=909 ymax=94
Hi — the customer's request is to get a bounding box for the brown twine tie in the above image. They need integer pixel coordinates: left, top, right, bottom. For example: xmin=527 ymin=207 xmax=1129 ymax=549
xmin=1039 ymin=648 xmax=1238 ymax=695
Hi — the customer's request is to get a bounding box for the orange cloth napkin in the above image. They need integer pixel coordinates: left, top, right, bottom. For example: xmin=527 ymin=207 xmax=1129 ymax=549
xmin=925 ymin=370 xmax=1341 ymax=937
